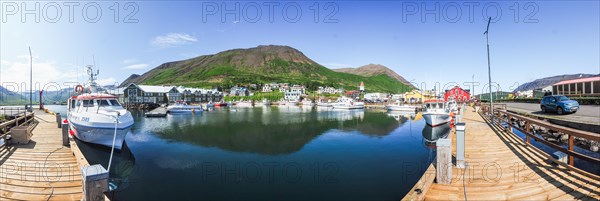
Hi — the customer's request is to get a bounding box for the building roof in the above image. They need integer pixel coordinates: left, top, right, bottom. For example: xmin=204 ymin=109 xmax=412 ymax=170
xmin=553 ymin=76 xmax=600 ymax=86
xmin=137 ymin=85 xmax=177 ymax=93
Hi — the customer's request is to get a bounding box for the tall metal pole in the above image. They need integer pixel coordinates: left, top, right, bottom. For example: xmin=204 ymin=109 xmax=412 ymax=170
xmin=484 ymin=17 xmax=493 ymax=118
xmin=29 ymin=47 xmax=33 ymax=112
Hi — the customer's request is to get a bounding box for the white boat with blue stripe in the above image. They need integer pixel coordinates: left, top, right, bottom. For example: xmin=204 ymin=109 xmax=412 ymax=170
xmin=67 ymin=65 xmax=134 ymax=150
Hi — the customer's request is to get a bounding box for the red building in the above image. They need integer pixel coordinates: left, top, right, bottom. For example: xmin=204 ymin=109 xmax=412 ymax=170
xmin=346 ymin=90 xmax=360 ymax=99
xmin=444 ymin=86 xmax=470 ymax=102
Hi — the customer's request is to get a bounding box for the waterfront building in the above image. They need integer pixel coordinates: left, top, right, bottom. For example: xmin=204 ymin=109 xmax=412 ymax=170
xmin=552 ymin=76 xmax=600 ymax=96
xmin=443 ymin=86 xmax=471 ymax=102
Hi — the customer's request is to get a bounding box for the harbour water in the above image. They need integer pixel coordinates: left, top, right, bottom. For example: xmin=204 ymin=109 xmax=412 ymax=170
xmin=47 ymin=105 xmax=441 ymax=200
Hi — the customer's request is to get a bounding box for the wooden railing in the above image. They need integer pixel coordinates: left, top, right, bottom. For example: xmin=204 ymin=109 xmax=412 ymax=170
xmin=480 ymin=104 xmax=600 ymax=166
xmin=0 ymin=107 xmax=27 ymax=116
xmin=0 ymin=112 xmax=35 ymax=147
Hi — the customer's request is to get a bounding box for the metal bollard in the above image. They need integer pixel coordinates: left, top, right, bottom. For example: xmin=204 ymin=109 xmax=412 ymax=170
xmin=62 ymin=121 xmax=69 ymax=146
xmin=81 ymin=164 xmax=108 ymax=201
xmin=436 ymin=138 xmax=452 ymax=184
xmin=551 ymin=151 xmax=568 ymax=164
xmin=456 ymin=123 xmax=466 ymax=169
xmin=56 ymin=113 xmax=61 ymax=128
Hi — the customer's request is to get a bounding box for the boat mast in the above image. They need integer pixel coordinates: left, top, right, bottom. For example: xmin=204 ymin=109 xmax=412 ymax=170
xmin=86 ymin=65 xmax=99 ymax=93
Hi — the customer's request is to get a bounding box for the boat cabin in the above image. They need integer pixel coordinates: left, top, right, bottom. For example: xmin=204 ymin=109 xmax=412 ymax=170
xmin=424 ymin=100 xmax=445 ymax=110
xmin=68 ymin=94 xmax=123 ymax=112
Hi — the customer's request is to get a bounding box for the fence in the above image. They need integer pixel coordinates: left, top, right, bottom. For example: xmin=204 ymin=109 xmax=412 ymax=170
xmin=480 ymin=104 xmax=600 ymax=166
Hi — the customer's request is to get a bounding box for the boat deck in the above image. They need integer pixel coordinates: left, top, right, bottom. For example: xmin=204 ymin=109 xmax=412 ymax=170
xmin=423 ymin=108 xmax=600 ymax=200
xmin=0 ymin=111 xmax=82 ymax=200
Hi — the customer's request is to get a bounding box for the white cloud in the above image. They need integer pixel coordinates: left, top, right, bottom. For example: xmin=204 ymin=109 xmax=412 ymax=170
xmin=123 ymin=64 xmax=149 ymax=70
xmin=151 ymin=33 xmax=198 ymax=48
xmin=0 ymin=58 xmax=79 ymax=87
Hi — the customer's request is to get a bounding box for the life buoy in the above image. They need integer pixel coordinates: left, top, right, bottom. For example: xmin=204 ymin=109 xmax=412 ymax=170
xmin=75 ymin=85 xmax=84 ymax=93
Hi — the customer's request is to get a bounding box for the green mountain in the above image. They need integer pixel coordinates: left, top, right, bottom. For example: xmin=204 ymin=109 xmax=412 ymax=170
xmin=120 ymin=45 xmax=412 ymax=93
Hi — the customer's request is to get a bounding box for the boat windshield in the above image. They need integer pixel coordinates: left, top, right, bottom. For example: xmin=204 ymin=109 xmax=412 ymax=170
xmin=109 ymin=99 xmax=121 ymax=106
xmin=97 ymin=99 xmax=110 ymax=106
xmin=82 ymin=100 xmax=94 ymax=107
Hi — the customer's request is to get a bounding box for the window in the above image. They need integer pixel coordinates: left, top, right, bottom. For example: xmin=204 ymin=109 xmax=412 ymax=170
xmin=98 ymin=100 xmax=110 ymax=106
xmin=558 ymin=85 xmax=563 ymax=94
xmin=569 ymin=84 xmax=575 ymax=94
xmin=82 ymin=100 xmax=93 ymax=107
xmin=593 ymin=81 xmax=600 ymax=94
xmin=584 ymin=82 xmax=591 ymax=94
xmin=109 ymin=100 xmax=120 ymax=106
xmin=557 ymin=96 xmax=570 ymax=101
xmin=553 ymin=86 xmax=558 ymax=95
xmin=576 ymin=83 xmax=583 ymax=94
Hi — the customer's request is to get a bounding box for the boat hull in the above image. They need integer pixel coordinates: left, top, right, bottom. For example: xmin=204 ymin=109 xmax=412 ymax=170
xmin=70 ymin=122 xmax=131 ymax=150
xmin=332 ymin=105 xmax=364 ymax=110
xmin=168 ymin=108 xmax=203 ymax=113
xmin=422 ymin=113 xmax=451 ymax=127
xmin=386 ymin=105 xmax=417 ymax=112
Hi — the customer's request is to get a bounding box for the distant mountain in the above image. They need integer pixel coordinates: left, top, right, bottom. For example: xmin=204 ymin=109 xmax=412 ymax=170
xmin=0 ymin=86 xmax=25 ymax=105
xmin=513 ymin=74 xmax=598 ymax=92
xmin=120 ymin=45 xmax=413 ymax=93
xmin=119 ymin=74 xmax=141 ymax=88
xmin=332 ymin=64 xmax=414 ymax=88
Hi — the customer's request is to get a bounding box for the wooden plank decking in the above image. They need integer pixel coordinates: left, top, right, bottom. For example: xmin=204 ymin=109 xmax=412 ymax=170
xmin=423 ymin=108 xmax=600 ymax=200
xmin=1 ymin=111 xmax=82 ymax=200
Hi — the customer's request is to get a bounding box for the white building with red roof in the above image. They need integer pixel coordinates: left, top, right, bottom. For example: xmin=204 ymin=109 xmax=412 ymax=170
xmin=552 ymin=76 xmax=600 ymax=96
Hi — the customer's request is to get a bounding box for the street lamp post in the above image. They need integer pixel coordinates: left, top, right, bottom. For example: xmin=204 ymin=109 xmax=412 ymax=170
xmin=29 ymin=47 xmax=33 ymax=112
xmin=484 ymin=17 xmax=494 ymax=119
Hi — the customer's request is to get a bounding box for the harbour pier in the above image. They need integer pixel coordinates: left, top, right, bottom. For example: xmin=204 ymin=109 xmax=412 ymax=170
xmin=404 ymin=105 xmax=600 ymax=200
xmin=1 ymin=109 xmax=107 ymax=200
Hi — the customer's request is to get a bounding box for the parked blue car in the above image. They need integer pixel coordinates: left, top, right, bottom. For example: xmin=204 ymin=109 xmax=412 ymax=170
xmin=540 ymin=95 xmax=579 ymax=114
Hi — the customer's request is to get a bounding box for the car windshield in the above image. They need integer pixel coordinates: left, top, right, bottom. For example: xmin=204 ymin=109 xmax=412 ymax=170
xmin=556 ymin=96 xmax=570 ymax=101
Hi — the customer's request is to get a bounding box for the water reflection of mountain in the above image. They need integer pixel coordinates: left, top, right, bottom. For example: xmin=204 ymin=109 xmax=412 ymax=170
xmin=139 ymin=109 xmax=400 ymax=155
xmin=422 ymin=124 xmax=451 ymax=148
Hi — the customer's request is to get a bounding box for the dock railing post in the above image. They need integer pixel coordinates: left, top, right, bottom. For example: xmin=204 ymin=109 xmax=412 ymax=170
xmin=81 ymin=164 xmax=109 ymax=201
xmin=436 ymin=138 xmax=452 ymax=184
xmin=62 ymin=121 xmax=69 ymax=146
xmin=456 ymin=123 xmax=466 ymax=169
xmin=56 ymin=113 xmax=61 ymax=128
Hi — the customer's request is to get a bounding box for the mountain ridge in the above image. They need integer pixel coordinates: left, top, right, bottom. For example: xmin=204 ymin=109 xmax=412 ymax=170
xmin=119 ymin=45 xmax=413 ymax=93
xmin=513 ymin=74 xmax=598 ymax=92
xmin=332 ymin=64 xmax=414 ymax=88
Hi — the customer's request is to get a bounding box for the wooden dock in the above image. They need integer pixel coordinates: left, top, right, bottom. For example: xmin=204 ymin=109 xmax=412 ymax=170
xmin=145 ymin=107 xmax=168 ymax=117
xmin=0 ymin=110 xmax=84 ymax=200
xmin=406 ymin=107 xmax=600 ymax=200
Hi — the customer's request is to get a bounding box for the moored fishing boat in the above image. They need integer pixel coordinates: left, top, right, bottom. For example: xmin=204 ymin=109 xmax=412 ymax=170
xmin=301 ymin=99 xmax=315 ymax=107
xmin=317 ymin=99 xmax=332 ymax=107
xmin=167 ymin=100 xmax=204 ymax=113
xmin=67 ymin=65 xmax=134 ymax=150
xmin=332 ymin=96 xmax=364 ymax=109
xmin=421 ymin=100 xmax=451 ymax=127
xmin=287 ymin=99 xmax=299 ymax=106
xmin=386 ymin=100 xmax=418 ymax=112
xmin=254 ymin=99 xmax=271 ymax=107
xmin=236 ymin=100 xmax=253 ymax=107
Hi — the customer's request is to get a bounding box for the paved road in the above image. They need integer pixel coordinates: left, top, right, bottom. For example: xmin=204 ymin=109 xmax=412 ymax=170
xmin=504 ymin=102 xmax=600 ymax=124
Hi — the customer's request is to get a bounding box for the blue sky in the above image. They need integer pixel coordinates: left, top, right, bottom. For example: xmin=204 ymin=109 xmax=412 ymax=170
xmin=1 ymin=1 xmax=599 ymax=95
